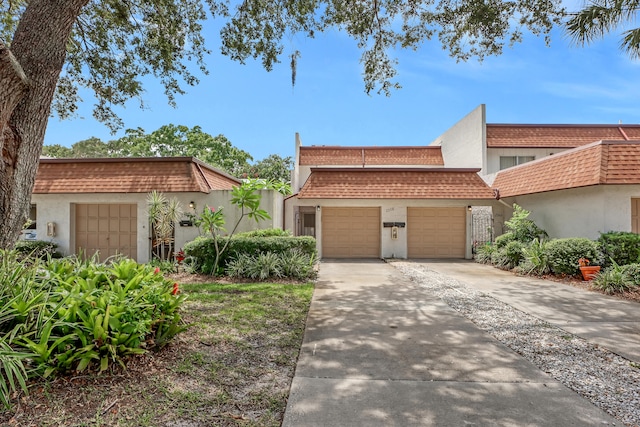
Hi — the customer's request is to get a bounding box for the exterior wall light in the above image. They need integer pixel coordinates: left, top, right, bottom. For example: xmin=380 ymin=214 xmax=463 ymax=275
xmin=189 ymin=201 xmax=196 ymax=209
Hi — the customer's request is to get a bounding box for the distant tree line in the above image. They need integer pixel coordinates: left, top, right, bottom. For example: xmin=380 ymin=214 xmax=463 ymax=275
xmin=42 ymin=124 xmax=293 ymax=183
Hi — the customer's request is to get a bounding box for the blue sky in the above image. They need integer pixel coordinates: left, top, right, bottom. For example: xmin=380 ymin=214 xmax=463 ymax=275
xmin=43 ymin=11 xmax=640 ymax=162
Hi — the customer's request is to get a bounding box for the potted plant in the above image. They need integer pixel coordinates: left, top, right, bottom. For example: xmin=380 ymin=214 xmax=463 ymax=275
xmin=578 ymin=258 xmax=601 ymax=281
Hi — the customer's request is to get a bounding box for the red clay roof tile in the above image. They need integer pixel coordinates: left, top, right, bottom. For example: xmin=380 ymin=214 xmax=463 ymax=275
xmin=492 ymin=141 xmax=640 ymax=197
xmin=297 ymin=168 xmax=495 ymax=199
xmin=33 ymin=157 xmax=240 ymax=194
xmin=299 ymin=146 xmax=444 ymax=166
xmin=486 ymin=124 xmax=640 ymax=148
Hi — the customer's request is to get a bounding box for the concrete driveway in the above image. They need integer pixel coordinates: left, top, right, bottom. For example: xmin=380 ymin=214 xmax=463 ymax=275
xmin=420 ymin=260 xmax=640 ymax=364
xmin=282 ymin=260 xmax=619 ymax=426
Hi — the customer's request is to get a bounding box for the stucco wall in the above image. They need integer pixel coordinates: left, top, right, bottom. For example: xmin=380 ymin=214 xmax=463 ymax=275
xmin=485 ymin=147 xmax=570 ymax=176
xmin=285 ymin=198 xmax=501 ymax=259
xmin=431 ymin=104 xmax=485 ymax=172
xmin=503 ymin=185 xmax=640 ymax=240
xmin=30 ymin=189 xmax=283 ymax=263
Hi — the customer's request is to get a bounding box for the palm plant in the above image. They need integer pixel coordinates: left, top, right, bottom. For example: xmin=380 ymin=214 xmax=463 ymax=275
xmin=567 ymin=0 xmax=640 ymax=59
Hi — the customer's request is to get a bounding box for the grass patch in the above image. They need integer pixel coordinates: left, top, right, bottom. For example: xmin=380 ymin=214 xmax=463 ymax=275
xmin=1 ymin=280 xmax=313 ymax=427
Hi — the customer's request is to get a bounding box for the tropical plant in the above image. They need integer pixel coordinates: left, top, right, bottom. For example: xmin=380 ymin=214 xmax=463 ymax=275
xmin=474 ymin=243 xmax=495 ymax=264
xmin=567 ymin=0 xmax=640 ymax=59
xmin=504 ymin=204 xmax=548 ymax=243
xmin=148 ymin=191 xmax=183 ymax=262
xmin=591 ymin=260 xmax=636 ymax=294
xmin=519 ymin=238 xmax=551 ymax=276
xmin=193 ymin=179 xmax=271 ymax=275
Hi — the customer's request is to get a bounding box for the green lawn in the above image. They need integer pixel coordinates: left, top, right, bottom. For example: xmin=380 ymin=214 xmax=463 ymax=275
xmin=1 ymin=281 xmax=314 ymax=427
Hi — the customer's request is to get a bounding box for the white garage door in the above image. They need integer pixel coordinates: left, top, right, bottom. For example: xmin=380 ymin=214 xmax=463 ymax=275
xmin=322 ymin=207 xmax=380 ymax=258
xmin=407 ymin=207 xmax=466 ymax=258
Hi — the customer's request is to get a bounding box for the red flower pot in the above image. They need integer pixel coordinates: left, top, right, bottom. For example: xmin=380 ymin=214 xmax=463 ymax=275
xmin=580 ymin=265 xmax=601 ymax=281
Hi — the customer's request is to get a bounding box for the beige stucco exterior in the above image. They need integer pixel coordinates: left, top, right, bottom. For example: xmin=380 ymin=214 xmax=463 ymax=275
xmin=29 ymin=189 xmax=283 ymax=263
xmin=500 ymin=185 xmax=640 ymax=240
xmin=285 ymin=197 xmax=499 ymax=259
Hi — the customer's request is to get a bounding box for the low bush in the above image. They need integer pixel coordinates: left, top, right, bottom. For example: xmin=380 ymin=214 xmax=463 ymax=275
xmin=494 ymin=232 xmax=515 ymax=249
xmin=545 ymin=238 xmax=601 ymax=275
xmin=598 ymin=232 xmax=640 ymax=267
xmin=235 ymin=228 xmax=292 ymax=238
xmin=226 ymin=250 xmax=316 ymax=281
xmin=620 ymin=263 xmax=640 ymax=285
xmin=184 ymin=235 xmax=317 ymax=275
xmin=591 ymin=262 xmax=637 ymax=294
xmin=491 ymin=241 xmax=525 ymax=270
xmin=474 ymin=243 xmax=494 ymax=264
xmin=13 ymin=240 xmax=60 ymax=260
xmin=518 ymin=238 xmax=551 ymax=276
xmin=0 ymin=251 xmax=188 ymax=406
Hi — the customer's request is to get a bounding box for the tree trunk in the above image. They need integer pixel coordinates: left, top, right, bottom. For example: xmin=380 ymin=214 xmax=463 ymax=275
xmin=0 ymin=0 xmax=88 ymax=249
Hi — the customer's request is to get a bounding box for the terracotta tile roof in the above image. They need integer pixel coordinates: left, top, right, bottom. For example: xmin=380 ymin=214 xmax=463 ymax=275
xmin=299 ymin=146 xmax=444 ymax=166
xmin=492 ymin=141 xmax=640 ymax=197
xmin=297 ymin=168 xmax=495 ymax=199
xmin=33 ymin=157 xmax=240 ymax=194
xmin=486 ymin=124 xmax=640 ymax=148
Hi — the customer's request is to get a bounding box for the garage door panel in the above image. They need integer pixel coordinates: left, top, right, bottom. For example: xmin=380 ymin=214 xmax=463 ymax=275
xmin=408 ymin=207 xmax=466 ymax=259
xmin=322 ymin=207 xmax=380 ymax=258
xmin=76 ymin=203 xmax=137 ymax=262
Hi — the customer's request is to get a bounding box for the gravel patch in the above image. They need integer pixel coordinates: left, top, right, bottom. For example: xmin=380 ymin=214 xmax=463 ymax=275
xmin=392 ymin=261 xmax=640 ymax=427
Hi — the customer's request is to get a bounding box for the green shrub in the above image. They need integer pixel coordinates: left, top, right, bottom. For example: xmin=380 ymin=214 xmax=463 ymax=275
xmin=235 ymin=228 xmax=292 ymax=238
xmin=545 ymin=238 xmax=601 ymax=275
xmin=226 ymin=250 xmax=317 ymax=281
xmin=184 ymin=235 xmax=317 ymax=274
xmin=598 ymin=232 xmax=640 ymax=266
xmin=13 ymin=240 xmax=60 ymax=260
xmin=620 ymin=263 xmax=640 ymax=284
xmin=519 ymin=238 xmax=551 ymax=276
xmin=490 ymin=241 xmax=524 ymax=270
xmin=494 ymin=232 xmax=515 ymax=249
xmin=474 ymin=243 xmax=495 ymax=264
xmin=591 ymin=262 xmax=636 ymax=294
xmin=503 ymin=204 xmax=548 ymax=243
xmin=0 ymin=252 xmax=188 ymax=384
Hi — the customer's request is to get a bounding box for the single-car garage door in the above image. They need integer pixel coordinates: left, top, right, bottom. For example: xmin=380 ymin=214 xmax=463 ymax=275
xmin=75 ymin=204 xmax=138 ymax=262
xmin=322 ymin=207 xmax=380 ymax=258
xmin=407 ymin=207 xmax=466 ymax=258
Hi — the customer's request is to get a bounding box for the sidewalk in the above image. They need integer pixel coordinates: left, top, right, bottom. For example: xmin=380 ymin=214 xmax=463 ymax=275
xmin=282 ymin=260 xmax=619 ymax=426
xmin=419 ymin=260 xmax=640 ymax=364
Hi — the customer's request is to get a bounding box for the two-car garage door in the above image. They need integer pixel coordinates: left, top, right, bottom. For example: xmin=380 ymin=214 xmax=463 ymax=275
xmin=321 ymin=206 xmax=466 ymax=259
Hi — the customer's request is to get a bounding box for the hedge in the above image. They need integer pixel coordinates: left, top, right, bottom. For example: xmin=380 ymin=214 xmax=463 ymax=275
xmin=545 ymin=238 xmax=601 ymax=275
xmin=183 ymin=235 xmax=317 ymax=274
xmin=598 ymin=232 xmax=640 ymax=267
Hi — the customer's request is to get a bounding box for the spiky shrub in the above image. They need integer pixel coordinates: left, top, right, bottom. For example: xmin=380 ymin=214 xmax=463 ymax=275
xmin=598 ymin=232 xmax=640 ymax=267
xmin=518 ymin=238 xmax=551 ymax=276
xmin=591 ymin=261 xmax=636 ymax=294
xmin=545 ymin=238 xmax=601 ymax=275
xmin=185 ymin=235 xmax=317 ymax=274
xmin=474 ymin=243 xmax=495 ymax=264
xmin=491 ymin=241 xmax=525 ymax=270
xmin=226 ymin=250 xmax=317 ymax=281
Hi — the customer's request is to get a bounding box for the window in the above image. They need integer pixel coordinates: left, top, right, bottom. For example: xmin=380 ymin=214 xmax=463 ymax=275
xmin=499 ymin=156 xmax=535 ymax=170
